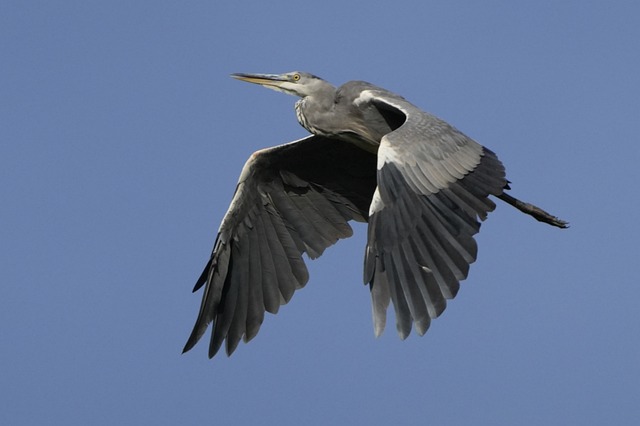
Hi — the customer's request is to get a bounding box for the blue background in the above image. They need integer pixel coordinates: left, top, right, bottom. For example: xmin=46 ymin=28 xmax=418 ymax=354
xmin=2 ymin=1 xmax=638 ymax=424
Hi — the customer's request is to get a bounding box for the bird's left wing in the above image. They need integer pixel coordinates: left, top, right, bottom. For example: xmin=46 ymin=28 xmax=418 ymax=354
xmin=356 ymin=89 xmax=508 ymax=338
xmin=184 ymin=135 xmax=377 ymax=357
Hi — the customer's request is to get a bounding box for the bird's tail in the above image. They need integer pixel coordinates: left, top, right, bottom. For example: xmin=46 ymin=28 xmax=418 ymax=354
xmin=497 ymin=192 xmax=569 ymax=229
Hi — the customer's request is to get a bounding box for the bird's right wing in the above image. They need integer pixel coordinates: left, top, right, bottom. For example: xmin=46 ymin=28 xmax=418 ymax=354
xmin=357 ymin=89 xmax=508 ymax=338
xmin=183 ymin=135 xmax=377 ymax=358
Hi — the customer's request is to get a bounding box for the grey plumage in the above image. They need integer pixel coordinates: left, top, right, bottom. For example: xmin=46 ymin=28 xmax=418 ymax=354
xmin=183 ymin=71 xmax=567 ymax=358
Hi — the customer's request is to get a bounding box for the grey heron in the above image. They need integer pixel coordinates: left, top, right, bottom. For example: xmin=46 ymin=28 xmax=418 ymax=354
xmin=183 ymin=71 xmax=567 ymax=358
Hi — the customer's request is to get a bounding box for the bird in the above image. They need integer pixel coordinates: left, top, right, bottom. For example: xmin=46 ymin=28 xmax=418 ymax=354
xmin=183 ymin=71 xmax=568 ymax=359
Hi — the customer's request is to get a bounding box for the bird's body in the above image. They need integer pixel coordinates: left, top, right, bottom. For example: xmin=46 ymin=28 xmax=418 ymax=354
xmin=296 ymin=80 xmax=395 ymax=149
xmin=184 ymin=72 xmax=567 ymax=358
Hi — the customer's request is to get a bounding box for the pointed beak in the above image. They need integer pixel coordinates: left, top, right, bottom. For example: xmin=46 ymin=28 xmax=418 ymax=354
xmin=231 ymin=73 xmax=290 ymax=88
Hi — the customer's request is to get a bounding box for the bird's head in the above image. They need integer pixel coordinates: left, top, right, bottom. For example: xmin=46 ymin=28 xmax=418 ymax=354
xmin=231 ymin=71 xmax=331 ymax=98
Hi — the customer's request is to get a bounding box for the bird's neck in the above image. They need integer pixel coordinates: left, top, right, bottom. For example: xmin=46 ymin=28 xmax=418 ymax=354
xmin=295 ymin=90 xmax=335 ymax=136
xmin=294 ymin=79 xmax=336 ymax=130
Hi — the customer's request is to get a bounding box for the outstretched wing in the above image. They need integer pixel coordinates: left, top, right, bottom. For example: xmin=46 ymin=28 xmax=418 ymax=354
xmin=184 ymin=135 xmax=377 ymax=357
xmin=357 ymin=89 xmax=508 ymax=338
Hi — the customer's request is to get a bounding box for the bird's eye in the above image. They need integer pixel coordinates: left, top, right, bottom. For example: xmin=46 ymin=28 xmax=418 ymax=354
xmin=292 ymin=74 xmax=301 ymax=81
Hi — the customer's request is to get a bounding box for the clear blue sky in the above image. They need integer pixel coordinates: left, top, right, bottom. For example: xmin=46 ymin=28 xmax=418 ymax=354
xmin=2 ymin=1 xmax=638 ymax=425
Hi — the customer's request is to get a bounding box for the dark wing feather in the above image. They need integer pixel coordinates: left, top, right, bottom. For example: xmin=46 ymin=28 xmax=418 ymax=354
xmin=357 ymin=89 xmax=507 ymax=338
xmin=184 ymin=135 xmax=377 ymax=357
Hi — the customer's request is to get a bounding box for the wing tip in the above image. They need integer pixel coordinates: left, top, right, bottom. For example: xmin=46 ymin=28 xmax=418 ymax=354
xmin=182 ymin=331 xmax=200 ymax=355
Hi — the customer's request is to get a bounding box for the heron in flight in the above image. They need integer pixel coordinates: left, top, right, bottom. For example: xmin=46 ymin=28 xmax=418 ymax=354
xmin=183 ymin=71 xmax=567 ymax=358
